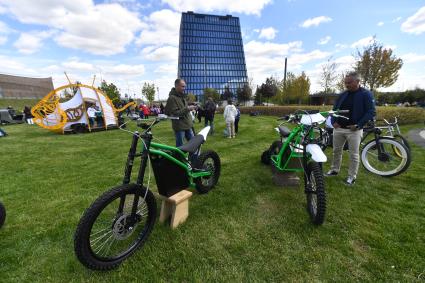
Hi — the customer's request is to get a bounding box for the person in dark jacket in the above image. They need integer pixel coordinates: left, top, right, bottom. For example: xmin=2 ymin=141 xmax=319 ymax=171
xmin=203 ymin=97 xmax=216 ymax=135
xmin=164 ymin=79 xmax=197 ymax=147
xmin=325 ymin=71 xmax=376 ymax=186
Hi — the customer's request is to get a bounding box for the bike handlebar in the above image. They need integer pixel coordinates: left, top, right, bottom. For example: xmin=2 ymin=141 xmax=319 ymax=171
xmin=277 ymin=109 xmax=350 ymax=122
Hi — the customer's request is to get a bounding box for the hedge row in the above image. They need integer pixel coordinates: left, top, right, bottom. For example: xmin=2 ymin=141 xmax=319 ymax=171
xmin=218 ymin=106 xmax=424 ymax=125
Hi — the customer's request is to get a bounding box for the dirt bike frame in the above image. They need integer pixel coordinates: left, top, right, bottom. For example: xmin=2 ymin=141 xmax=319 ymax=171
xmin=122 ymin=115 xmax=212 ymax=196
xmin=271 ymin=110 xmax=342 ymax=172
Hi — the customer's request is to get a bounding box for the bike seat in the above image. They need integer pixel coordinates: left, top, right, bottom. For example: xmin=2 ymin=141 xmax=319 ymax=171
xmin=178 ymin=135 xmax=205 ymax=153
xmin=278 ymin=126 xmax=291 ymax=137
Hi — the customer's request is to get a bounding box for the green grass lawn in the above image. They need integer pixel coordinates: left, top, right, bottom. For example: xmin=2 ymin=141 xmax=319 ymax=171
xmin=0 ymin=115 xmax=424 ymax=282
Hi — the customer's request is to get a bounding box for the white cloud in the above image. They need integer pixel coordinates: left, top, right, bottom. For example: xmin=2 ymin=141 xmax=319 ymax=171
xmin=318 ymin=36 xmax=331 ymax=45
xmin=392 ymin=16 xmax=402 ymax=23
xmin=0 ymin=20 xmax=13 ymax=33
xmin=104 ymin=64 xmax=146 ymax=76
xmin=377 ymin=21 xmax=384 ymax=26
xmin=1 ymin=1 xmax=144 ymax=55
xmin=142 ymin=45 xmax=178 ymax=61
xmin=155 ymin=64 xmax=177 ymax=74
xmin=244 ymin=40 xmax=303 ymax=57
xmin=401 ymin=52 xmax=425 ymax=63
xmin=335 ymin=43 xmax=348 ymax=51
xmin=136 ymin=9 xmax=181 ymax=47
xmin=13 ymin=30 xmax=55 ymax=54
xmin=258 ymin=27 xmax=278 ymax=40
xmin=0 ymin=20 xmax=12 ymax=44
xmin=300 ymin=16 xmax=332 ymax=28
xmin=350 ymin=36 xmax=374 ymax=48
xmin=0 ymin=55 xmax=35 ymax=74
xmin=288 ymin=49 xmax=331 ymax=66
xmin=62 ymin=60 xmax=95 ymax=72
xmin=161 ymin=0 xmax=272 ymax=16
xmin=401 ymin=6 xmax=425 ymax=35
xmin=244 ymin=40 xmax=331 ymax=88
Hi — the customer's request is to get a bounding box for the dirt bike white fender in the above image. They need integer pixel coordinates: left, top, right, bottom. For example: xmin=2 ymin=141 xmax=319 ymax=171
xmin=306 ymin=144 xmax=327 ymax=162
xmin=198 ymin=126 xmax=211 ymax=141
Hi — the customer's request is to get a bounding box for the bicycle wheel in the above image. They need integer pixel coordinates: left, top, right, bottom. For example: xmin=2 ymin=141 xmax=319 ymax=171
xmin=74 ymin=184 xmax=157 ymax=270
xmin=194 ymin=150 xmax=221 ymax=194
xmin=361 ymin=137 xmax=411 ymax=177
xmin=0 ymin=201 xmax=5 ymax=228
xmin=305 ymin=161 xmax=326 ymax=225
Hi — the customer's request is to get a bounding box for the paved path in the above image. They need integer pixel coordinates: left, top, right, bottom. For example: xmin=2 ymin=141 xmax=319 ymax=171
xmin=408 ymin=128 xmax=425 ymax=148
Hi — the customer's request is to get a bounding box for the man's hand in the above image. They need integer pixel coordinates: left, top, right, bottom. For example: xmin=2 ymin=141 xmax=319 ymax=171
xmin=349 ymin=124 xmax=358 ymax=131
xmin=188 ymin=105 xmax=197 ymax=111
xmin=332 ymin=122 xmax=341 ymax=129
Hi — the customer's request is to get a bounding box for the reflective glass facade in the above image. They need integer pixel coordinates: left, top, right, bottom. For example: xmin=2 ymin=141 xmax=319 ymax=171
xmin=178 ymin=12 xmax=248 ymax=100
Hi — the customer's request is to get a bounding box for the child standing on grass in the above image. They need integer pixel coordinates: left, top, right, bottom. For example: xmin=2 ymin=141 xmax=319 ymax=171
xmin=223 ymin=100 xmax=237 ymax=138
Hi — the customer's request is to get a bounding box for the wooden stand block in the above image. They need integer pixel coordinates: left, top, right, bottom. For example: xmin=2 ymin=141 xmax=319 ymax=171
xmin=159 ymin=190 xmax=193 ymax=229
xmin=271 ymin=166 xmax=300 ymax=187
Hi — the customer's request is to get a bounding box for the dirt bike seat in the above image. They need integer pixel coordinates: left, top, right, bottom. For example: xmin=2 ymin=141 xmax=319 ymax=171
xmin=278 ymin=126 xmax=291 ymax=137
xmin=178 ymin=135 xmax=205 ymax=153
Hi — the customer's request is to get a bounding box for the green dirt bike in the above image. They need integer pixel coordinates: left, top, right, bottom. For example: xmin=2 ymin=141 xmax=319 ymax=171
xmin=261 ymin=110 xmax=349 ymax=225
xmin=74 ymin=114 xmax=221 ymax=270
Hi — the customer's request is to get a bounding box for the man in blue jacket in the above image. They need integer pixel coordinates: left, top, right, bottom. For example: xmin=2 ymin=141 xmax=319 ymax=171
xmin=325 ymin=72 xmax=376 ymax=185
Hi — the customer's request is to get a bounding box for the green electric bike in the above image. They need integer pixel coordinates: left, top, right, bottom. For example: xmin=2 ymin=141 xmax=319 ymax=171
xmin=261 ymin=110 xmax=349 ymax=225
xmin=74 ymin=114 xmax=221 ymax=270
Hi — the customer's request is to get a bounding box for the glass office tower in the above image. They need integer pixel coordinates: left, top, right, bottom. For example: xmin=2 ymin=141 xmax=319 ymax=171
xmin=178 ymin=11 xmax=248 ymax=100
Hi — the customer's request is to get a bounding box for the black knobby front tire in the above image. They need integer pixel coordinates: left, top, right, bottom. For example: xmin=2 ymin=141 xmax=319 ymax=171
xmin=74 ymin=184 xmax=157 ymax=270
xmin=0 ymin=201 xmax=5 ymax=228
xmin=194 ymin=150 xmax=221 ymax=194
xmin=261 ymin=149 xmax=271 ymax=165
xmin=305 ymin=162 xmax=326 ymax=225
xmin=361 ymin=137 xmax=411 ymax=177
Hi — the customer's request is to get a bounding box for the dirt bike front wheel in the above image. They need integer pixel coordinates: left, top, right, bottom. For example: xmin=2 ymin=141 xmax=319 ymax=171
xmin=305 ymin=161 xmax=326 ymax=225
xmin=74 ymin=184 xmax=157 ymax=270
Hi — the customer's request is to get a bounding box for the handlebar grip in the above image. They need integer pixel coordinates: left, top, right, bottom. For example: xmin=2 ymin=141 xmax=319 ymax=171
xmin=277 ymin=115 xmax=290 ymax=121
xmin=337 ymin=110 xmax=349 ymax=114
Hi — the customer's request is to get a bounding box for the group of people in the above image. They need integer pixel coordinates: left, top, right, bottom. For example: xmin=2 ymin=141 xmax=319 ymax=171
xmin=166 ymin=72 xmax=375 ymax=186
xmin=164 ymin=79 xmax=242 ymax=146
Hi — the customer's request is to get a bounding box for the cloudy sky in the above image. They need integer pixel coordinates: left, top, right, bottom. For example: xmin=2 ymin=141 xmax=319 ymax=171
xmin=0 ymin=0 xmax=424 ymax=100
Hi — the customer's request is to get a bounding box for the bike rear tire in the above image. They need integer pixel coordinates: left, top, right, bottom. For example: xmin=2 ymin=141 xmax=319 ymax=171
xmin=0 ymin=201 xmax=5 ymax=228
xmin=74 ymin=184 xmax=157 ymax=270
xmin=305 ymin=162 xmax=326 ymax=225
xmin=361 ymin=137 xmax=411 ymax=177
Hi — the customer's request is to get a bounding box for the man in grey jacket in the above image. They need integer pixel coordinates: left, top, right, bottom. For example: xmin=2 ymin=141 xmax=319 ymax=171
xmin=164 ymin=79 xmax=197 ymax=147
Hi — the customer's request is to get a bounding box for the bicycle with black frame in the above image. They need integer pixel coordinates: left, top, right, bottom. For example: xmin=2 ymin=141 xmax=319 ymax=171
xmin=74 ymin=114 xmax=221 ymax=270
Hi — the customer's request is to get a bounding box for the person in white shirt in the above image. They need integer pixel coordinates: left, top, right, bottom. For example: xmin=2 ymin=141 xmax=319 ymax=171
xmin=223 ymin=100 xmax=238 ymax=138
xmin=87 ymin=105 xmax=96 ymax=127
